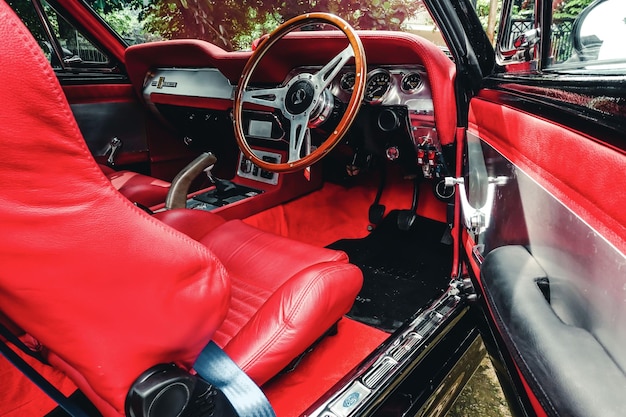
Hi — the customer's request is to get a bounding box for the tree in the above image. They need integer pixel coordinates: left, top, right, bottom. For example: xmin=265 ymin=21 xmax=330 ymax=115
xmin=88 ymin=0 xmax=425 ymax=51
xmin=485 ymin=0 xmax=499 ymax=43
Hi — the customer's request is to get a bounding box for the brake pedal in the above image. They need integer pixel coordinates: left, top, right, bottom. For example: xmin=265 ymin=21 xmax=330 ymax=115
xmin=397 ymin=176 xmax=419 ymax=231
xmin=368 ymin=163 xmax=387 ymax=226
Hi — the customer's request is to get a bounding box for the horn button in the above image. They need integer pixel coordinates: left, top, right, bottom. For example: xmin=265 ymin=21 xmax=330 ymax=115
xmin=285 ymin=80 xmax=316 ymax=115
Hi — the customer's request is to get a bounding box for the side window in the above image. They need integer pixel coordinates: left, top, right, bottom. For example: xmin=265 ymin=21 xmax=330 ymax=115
xmin=9 ymin=0 xmax=112 ymax=71
xmin=495 ymin=0 xmax=537 ymax=67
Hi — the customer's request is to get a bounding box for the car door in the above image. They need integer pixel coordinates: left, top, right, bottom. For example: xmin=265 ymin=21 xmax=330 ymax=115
xmin=428 ymin=0 xmax=626 ymax=416
xmin=9 ymin=0 xmax=203 ymax=181
xmin=10 ymin=0 xmax=145 ymax=167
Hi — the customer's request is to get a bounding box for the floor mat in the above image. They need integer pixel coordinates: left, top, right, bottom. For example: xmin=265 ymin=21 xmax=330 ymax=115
xmin=328 ymin=211 xmax=453 ymax=332
xmin=262 ymin=317 xmax=388 ymax=417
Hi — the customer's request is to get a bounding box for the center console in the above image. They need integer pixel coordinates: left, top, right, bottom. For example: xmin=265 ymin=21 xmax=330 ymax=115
xmin=186 ymin=183 xmax=264 ymax=211
xmin=185 ymin=149 xmax=281 ymax=211
xmin=178 ymin=148 xmax=322 ymax=221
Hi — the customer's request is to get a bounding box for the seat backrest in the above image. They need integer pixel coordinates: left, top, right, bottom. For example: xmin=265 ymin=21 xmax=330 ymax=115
xmin=0 ymin=2 xmax=230 ymax=416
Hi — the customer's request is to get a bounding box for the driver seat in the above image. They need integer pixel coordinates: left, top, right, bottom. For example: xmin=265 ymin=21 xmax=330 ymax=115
xmin=0 ymin=2 xmax=362 ymax=416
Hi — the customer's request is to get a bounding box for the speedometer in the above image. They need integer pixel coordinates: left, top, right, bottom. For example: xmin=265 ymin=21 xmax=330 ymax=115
xmin=364 ymin=69 xmax=391 ymax=103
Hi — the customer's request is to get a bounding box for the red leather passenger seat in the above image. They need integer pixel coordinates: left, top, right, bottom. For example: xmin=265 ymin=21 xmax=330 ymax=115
xmin=99 ymin=163 xmax=170 ymax=208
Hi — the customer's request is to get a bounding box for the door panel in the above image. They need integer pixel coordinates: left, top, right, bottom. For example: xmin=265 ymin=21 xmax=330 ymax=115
xmin=481 ymin=245 xmax=626 ymax=417
xmin=63 ymin=84 xmax=150 ymax=168
xmin=464 ymin=92 xmax=626 ymax=417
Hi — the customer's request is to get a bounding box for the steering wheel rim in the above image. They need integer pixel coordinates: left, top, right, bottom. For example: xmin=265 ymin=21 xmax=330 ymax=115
xmin=233 ymin=13 xmax=366 ymax=173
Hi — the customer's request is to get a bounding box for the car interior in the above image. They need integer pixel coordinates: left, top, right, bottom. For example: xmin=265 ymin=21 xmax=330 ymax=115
xmin=0 ymin=1 xmax=468 ymax=416
xmin=8 ymin=0 xmax=626 ymax=415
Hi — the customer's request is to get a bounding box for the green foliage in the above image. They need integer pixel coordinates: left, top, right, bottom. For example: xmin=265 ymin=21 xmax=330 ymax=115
xmin=474 ymin=0 xmax=500 ymax=27
xmin=8 ymin=0 xmax=47 ymax=42
xmin=93 ymin=0 xmax=425 ymax=51
xmin=553 ymin=0 xmax=594 ymax=20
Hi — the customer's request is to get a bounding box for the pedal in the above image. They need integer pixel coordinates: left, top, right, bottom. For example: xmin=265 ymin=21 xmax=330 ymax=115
xmin=368 ymin=162 xmax=387 ymax=226
xmin=368 ymin=203 xmax=385 ymax=225
xmin=396 ymin=210 xmax=417 ymax=231
xmin=397 ymin=176 xmax=419 ymax=231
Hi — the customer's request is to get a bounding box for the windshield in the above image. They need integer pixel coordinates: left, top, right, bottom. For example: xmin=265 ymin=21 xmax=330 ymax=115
xmin=86 ymin=0 xmax=445 ymax=51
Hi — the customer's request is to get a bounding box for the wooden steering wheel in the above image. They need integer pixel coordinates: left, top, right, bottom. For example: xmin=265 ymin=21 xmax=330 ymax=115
xmin=232 ymin=13 xmax=366 ymax=173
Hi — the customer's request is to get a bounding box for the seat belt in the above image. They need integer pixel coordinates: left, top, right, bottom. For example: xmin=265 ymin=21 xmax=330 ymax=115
xmin=0 ymin=323 xmax=91 ymax=417
xmin=193 ymin=341 xmax=276 ymax=417
xmin=0 ymin=320 xmax=275 ymax=417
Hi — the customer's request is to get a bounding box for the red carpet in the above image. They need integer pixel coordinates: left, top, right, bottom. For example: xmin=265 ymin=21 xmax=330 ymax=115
xmin=244 ymin=168 xmax=447 ymax=247
xmin=262 ymin=318 xmax=389 ymax=417
xmin=0 ymin=344 xmax=77 ymax=416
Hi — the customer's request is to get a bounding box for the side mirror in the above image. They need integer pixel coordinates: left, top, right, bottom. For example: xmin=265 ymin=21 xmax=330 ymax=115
xmin=572 ymin=0 xmax=626 ymax=63
xmin=494 ymin=0 xmax=538 ymax=68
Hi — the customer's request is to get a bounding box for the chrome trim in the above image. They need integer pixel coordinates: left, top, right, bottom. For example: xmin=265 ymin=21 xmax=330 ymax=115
xmin=305 ymin=283 xmax=466 ymax=417
xmin=143 ymin=68 xmax=235 ymax=103
xmin=142 ymin=66 xmax=432 ymax=113
xmin=400 ymin=72 xmax=423 ymax=93
xmin=236 ymin=150 xmax=281 ymax=186
xmin=241 ymin=110 xmax=286 ymax=141
xmin=308 ymin=89 xmax=335 ymax=128
xmin=362 ymin=357 xmax=397 ymax=388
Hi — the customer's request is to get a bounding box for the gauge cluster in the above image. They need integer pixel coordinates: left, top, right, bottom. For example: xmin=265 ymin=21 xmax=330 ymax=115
xmin=284 ymin=65 xmax=432 ymax=113
xmin=333 ymin=65 xmax=433 ymax=116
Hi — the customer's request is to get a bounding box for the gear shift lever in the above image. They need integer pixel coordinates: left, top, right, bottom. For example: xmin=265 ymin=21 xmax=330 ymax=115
xmin=203 ymin=162 xmax=236 ymax=196
xmin=165 ymin=152 xmax=217 ymax=209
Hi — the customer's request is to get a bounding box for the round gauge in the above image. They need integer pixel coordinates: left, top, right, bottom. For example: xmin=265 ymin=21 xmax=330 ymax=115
xmin=365 ymin=70 xmax=391 ymax=103
xmin=340 ymin=72 xmax=356 ymax=92
xmin=401 ymin=72 xmax=422 ymax=92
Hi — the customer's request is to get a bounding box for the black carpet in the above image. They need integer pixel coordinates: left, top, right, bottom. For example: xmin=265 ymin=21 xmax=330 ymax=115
xmin=328 ymin=211 xmax=453 ymax=332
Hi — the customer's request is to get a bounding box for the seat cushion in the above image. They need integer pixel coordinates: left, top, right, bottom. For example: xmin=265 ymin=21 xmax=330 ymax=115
xmin=99 ymin=164 xmax=170 ymax=207
xmin=156 ymin=210 xmax=363 ymax=384
xmin=153 ymin=208 xmax=226 ymax=241
xmin=199 ymin=220 xmax=363 ymax=385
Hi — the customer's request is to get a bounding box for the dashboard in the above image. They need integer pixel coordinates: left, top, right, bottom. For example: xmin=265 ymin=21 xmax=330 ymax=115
xmin=127 ymin=32 xmax=457 ymax=179
xmin=126 ymin=32 xmax=457 ymax=145
xmin=143 ymin=64 xmax=434 ymax=138
xmin=143 ymin=65 xmax=433 ymax=115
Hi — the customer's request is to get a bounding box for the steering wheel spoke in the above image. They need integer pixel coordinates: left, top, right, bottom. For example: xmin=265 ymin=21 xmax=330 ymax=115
xmin=242 ymin=86 xmax=288 ymax=111
xmin=312 ymin=45 xmax=354 ymax=90
xmin=287 ymin=114 xmax=311 ymax=163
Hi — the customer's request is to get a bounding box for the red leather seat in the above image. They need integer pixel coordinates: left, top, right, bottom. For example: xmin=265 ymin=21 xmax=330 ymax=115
xmin=99 ymin=164 xmax=170 ymax=207
xmin=0 ymin=2 xmax=363 ymax=417
xmin=154 ymin=210 xmax=361 ymax=384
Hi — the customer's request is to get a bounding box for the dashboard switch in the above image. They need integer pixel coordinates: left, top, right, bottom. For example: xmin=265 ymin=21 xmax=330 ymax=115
xmin=236 ymin=150 xmax=281 ymax=185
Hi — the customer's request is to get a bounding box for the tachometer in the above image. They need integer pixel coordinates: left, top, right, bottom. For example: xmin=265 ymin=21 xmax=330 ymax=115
xmin=365 ymin=69 xmax=391 ymax=103
xmin=340 ymin=72 xmax=356 ymax=92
